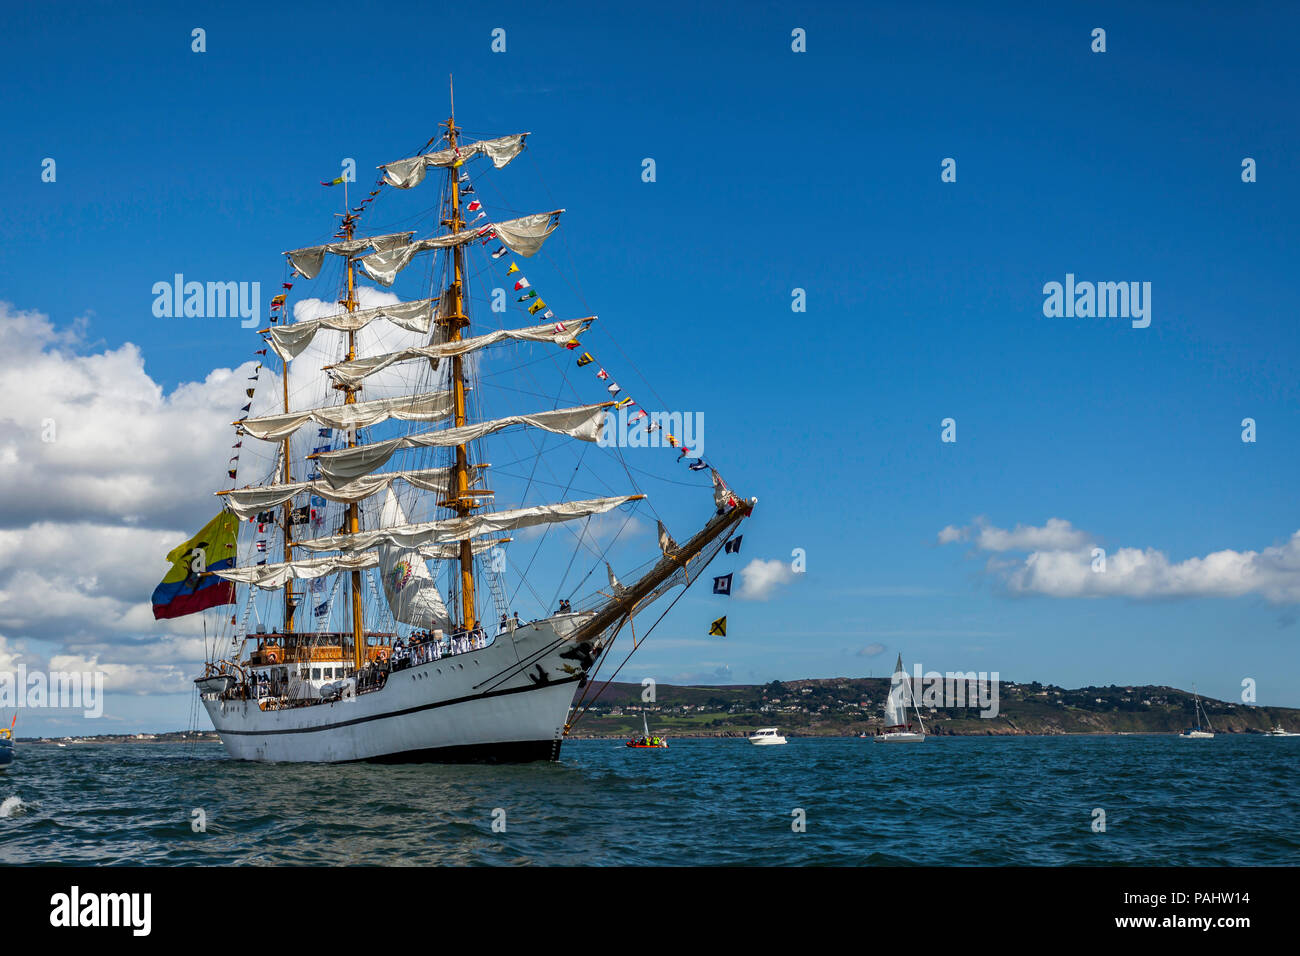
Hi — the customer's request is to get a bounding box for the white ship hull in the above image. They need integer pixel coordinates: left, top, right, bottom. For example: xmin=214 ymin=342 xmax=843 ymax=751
xmin=874 ymin=731 xmax=926 ymax=743
xmin=201 ymin=618 xmax=595 ymax=763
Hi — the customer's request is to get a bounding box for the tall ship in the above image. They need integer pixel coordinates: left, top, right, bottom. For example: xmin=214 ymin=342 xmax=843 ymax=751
xmin=155 ymin=95 xmax=753 ymax=763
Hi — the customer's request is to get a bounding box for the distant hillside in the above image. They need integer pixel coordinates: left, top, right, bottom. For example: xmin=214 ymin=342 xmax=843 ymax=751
xmin=565 ymin=677 xmax=1300 ymax=738
xmin=21 ymin=679 xmax=1299 ymax=743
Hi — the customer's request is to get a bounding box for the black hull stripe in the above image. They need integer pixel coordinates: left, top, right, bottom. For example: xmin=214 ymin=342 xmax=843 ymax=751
xmin=360 ymin=739 xmax=559 ymax=764
xmin=213 ymin=674 xmax=581 ymax=737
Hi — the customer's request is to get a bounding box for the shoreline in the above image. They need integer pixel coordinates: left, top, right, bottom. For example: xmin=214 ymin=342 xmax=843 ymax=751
xmin=17 ymin=729 xmax=1287 ymax=745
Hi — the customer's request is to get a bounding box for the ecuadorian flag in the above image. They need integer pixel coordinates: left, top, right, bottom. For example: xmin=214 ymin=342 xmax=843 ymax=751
xmin=151 ymin=511 xmax=240 ymax=620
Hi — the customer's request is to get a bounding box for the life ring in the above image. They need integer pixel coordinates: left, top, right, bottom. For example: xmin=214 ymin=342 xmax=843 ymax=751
xmin=264 ymin=648 xmax=281 ymax=664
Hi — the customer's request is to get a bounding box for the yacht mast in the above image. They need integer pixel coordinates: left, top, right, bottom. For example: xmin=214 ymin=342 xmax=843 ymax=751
xmin=441 ymin=83 xmax=478 ymax=631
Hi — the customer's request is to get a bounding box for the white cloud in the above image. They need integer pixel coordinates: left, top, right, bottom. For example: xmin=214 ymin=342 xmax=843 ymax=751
xmin=737 ymin=557 xmax=794 ymax=601
xmin=857 ymin=642 xmax=886 ymax=657
xmin=0 ymin=303 xmax=265 ymax=693
xmin=1006 ymin=533 xmax=1300 ymax=603
xmin=0 ymin=301 xmax=264 ymax=530
xmin=969 ymin=516 xmax=1091 ymax=552
xmin=939 ymin=515 xmax=1300 ymax=604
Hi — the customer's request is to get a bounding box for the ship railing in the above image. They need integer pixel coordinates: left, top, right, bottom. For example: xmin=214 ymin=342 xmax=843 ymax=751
xmin=390 ymin=628 xmax=492 ymax=671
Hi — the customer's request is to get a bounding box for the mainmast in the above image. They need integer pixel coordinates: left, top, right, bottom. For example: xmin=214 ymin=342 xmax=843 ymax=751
xmin=441 ymin=94 xmax=478 ymax=631
xmin=281 ymin=348 xmax=296 ymax=634
xmin=338 ymin=215 xmax=366 ymax=671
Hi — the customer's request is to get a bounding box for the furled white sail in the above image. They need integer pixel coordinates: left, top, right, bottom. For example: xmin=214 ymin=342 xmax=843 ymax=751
xmin=606 ymin=562 xmax=627 ymax=597
xmin=283 ymin=232 xmax=415 ymax=281
xmin=214 ymin=552 xmax=379 ymax=589
xmin=221 ymin=466 xmax=480 ymax=519
xmin=360 ymin=211 xmax=563 ymax=286
xmin=239 ymin=391 xmax=455 ymax=442
xmin=417 ymin=538 xmax=508 ymax=562
xmin=380 ymin=133 xmax=530 ymax=189
xmin=266 ymin=298 xmax=436 ymax=361
xmin=657 ymin=521 xmax=678 ymax=558
xmin=295 ymin=494 xmax=642 ymax=553
xmin=377 ymin=489 xmax=451 ymax=631
xmin=313 ymin=403 xmax=609 ymax=486
xmin=884 ymin=654 xmax=911 ymax=728
xmin=328 ymin=318 xmax=594 ymax=386
xmin=712 ymin=468 xmax=740 ymax=512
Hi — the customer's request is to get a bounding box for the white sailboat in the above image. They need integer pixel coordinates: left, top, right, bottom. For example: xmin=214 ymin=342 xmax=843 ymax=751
xmin=875 ymin=653 xmax=926 ymax=743
xmin=162 ymin=97 xmax=754 ymax=763
xmin=1179 ymin=687 xmax=1215 ymax=739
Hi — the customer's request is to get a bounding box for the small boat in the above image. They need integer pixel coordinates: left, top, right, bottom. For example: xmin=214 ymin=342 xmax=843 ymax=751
xmin=56 ymin=742 xmax=67 ymax=748
xmin=748 ymin=727 xmax=786 ymax=746
xmin=1267 ymin=725 xmax=1299 ymax=737
xmin=194 ymin=671 xmax=236 ymax=698
xmin=1178 ymin=687 xmax=1215 ymax=739
xmin=626 ymin=713 xmax=668 ymax=748
xmin=0 ymin=717 xmax=15 ymax=769
xmin=875 ymin=653 xmax=926 ymax=742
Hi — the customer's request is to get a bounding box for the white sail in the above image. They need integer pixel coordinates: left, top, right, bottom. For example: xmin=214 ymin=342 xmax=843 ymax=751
xmin=380 ymin=133 xmax=530 ymax=188
xmin=239 ymin=390 xmax=455 ymax=441
xmin=213 ymin=552 xmax=379 ymax=589
xmin=377 ymin=489 xmax=451 ymax=631
xmin=221 ymin=466 xmax=479 ymax=519
xmin=327 ymin=318 xmax=594 ymax=386
xmin=313 ymin=403 xmax=609 ymax=486
xmin=266 ymin=298 xmax=436 ymax=361
xmin=360 ymin=211 xmax=563 ymax=286
xmin=884 ymin=654 xmax=910 ymax=727
xmin=295 ymin=494 xmax=642 ymax=553
xmin=284 ymin=231 xmax=415 ymax=280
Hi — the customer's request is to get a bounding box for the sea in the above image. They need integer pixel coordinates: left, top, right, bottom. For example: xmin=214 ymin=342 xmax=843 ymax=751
xmin=1 ymin=735 xmax=1296 ymax=866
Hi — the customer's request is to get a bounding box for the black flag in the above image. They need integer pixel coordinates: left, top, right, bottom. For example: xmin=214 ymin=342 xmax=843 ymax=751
xmin=724 ymin=535 xmax=743 ymax=555
xmin=712 ymin=573 xmax=732 ymax=596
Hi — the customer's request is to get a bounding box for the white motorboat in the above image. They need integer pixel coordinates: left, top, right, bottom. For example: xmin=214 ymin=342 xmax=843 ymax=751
xmin=1267 ymin=725 xmax=1299 ymax=737
xmin=748 ymin=727 xmax=786 ymax=746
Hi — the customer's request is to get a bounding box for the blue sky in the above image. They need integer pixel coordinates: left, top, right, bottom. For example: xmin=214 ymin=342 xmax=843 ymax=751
xmin=1 ymin=1 xmax=1298 ymax=734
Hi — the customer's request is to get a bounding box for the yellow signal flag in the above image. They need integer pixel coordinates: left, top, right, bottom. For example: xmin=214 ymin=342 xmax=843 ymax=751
xmin=709 ymin=615 xmax=727 ymax=637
